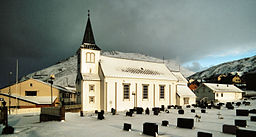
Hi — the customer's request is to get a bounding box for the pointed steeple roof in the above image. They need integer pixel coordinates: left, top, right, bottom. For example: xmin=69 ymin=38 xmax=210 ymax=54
xmin=81 ymin=10 xmax=101 ymax=50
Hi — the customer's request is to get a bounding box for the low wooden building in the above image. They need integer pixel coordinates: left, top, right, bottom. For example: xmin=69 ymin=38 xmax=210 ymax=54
xmin=194 ymin=83 xmax=244 ymax=102
xmin=0 ymin=78 xmax=77 ymax=109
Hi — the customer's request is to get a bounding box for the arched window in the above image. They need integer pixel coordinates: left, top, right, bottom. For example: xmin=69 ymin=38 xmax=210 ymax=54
xmin=86 ymin=52 xmax=95 ymax=63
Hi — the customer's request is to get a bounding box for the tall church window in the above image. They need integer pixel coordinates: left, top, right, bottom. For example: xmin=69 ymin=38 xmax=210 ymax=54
xmin=143 ymin=85 xmax=149 ymax=99
xmin=123 ymin=84 xmax=130 ymax=99
xmin=86 ymin=52 xmax=95 ymax=63
xmin=160 ymin=85 xmax=165 ymax=99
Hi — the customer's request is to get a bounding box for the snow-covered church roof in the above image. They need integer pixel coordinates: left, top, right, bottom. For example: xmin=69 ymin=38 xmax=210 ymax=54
xmin=100 ymin=56 xmax=178 ymax=81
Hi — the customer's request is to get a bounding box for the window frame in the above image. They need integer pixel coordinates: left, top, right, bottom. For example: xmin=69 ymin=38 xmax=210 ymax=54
xmin=142 ymin=84 xmax=149 ymax=100
xmin=25 ymin=91 xmax=37 ymax=96
xmin=123 ymin=83 xmax=130 ymax=100
xmin=159 ymin=85 xmax=165 ymax=99
xmin=184 ymin=97 xmax=189 ymax=104
xmin=89 ymin=96 xmax=95 ymax=103
xmin=86 ymin=52 xmax=95 ymax=63
xmin=89 ymin=85 xmax=95 ymax=92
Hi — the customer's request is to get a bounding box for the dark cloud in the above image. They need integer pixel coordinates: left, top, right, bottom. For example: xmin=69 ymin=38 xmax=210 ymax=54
xmin=184 ymin=62 xmax=208 ymax=72
xmin=0 ymin=0 xmax=256 ymax=87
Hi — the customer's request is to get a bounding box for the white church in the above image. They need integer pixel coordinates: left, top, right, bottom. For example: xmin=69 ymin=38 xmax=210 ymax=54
xmin=76 ymin=12 xmax=196 ymax=112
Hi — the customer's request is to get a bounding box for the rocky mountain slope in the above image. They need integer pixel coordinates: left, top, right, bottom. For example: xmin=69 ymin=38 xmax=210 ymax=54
xmin=189 ymin=55 xmax=256 ymax=80
xmin=21 ymin=51 xmax=194 ymax=87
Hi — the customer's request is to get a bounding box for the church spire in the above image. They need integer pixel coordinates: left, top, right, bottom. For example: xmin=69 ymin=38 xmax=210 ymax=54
xmin=82 ymin=10 xmax=95 ymax=44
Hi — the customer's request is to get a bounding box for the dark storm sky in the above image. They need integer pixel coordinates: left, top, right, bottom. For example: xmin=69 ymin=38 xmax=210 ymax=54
xmin=1 ymin=0 xmax=256 ymax=88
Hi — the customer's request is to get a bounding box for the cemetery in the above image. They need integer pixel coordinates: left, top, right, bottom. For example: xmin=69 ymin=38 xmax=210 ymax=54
xmin=0 ymin=99 xmax=256 ymax=137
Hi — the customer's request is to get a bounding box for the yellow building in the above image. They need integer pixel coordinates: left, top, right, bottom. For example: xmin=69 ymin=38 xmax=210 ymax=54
xmin=0 ymin=78 xmax=76 ymax=108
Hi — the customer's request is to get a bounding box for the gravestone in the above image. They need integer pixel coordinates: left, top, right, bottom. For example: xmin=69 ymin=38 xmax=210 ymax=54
xmin=129 ymin=109 xmax=135 ymax=114
xmin=123 ymin=123 xmax=131 ymax=131
xmin=249 ymin=109 xmax=256 ymax=114
xmin=145 ymin=108 xmax=150 ymax=115
xmin=165 ymin=110 xmax=169 ymax=113
xmin=197 ymin=131 xmax=212 ymax=137
xmin=177 ymin=118 xmax=194 ymax=129
xmin=191 ymin=109 xmax=195 ymax=113
xmin=236 ymin=129 xmax=256 ymax=137
xmin=80 ymin=111 xmax=84 ymax=117
xmin=154 ymin=110 xmax=159 ymax=116
xmin=95 ymin=110 xmax=98 ymax=114
xmin=162 ymin=120 xmax=168 ymax=126
xmin=251 ymin=116 xmax=256 ymax=122
xmin=244 ymin=102 xmax=250 ymax=106
xmin=201 ymin=109 xmax=206 ymax=113
xmin=143 ymin=122 xmax=158 ymax=137
xmin=236 ymin=102 xmax=241 ymax=106
xmin=2 ymin=126 xmax=14 ymax=135
xmin=126 ymin=111 xmax=132 ymax=117
xmin=101 ymin=110 xmax=104 ymax=115
xmin=161 ymin=105 xmax=165 ymax=111
xmin=98 ymin=112 xmax=104 ymax=120
xmin=178 ymin=109 xmax=184 ymax=114
xmin=186 ymin=105 xmax=191 ymax=108
xmin=167 ymin=105 xmax=171 ymax=109
xmin=235 ymin=119 xmax=247 ymax=127
xmin=236 ymin=109 xmax=249 ymax=116
xmin=111 ymin=108 xmax=116 ymax=115
xmin=222 ymin=124 xmax=237 ymax=135
xmin=136 ymin=107 xmax=143 ymax=114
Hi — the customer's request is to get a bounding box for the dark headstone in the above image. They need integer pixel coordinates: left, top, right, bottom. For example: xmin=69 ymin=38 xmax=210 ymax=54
xmin=178 ymin=109 xmax=184 ymax=114
xmin=197 ymin=131 xmax=212 ymax=137
xmin=167 ymin=105 xmax=171 ymax=109
xmin=227 ymin=105 xmax=234 ymax=110
xmin=101 ymin=110 xmax=104 ymax=114
xmin=95 ymin=110 xmax=98 ymax=114
xmin=186 ymin=105 xmax=191 ymax=108
xmin=126 ymin=111 xmax=132 ymax=117
xmin=251 ymin=116 xmax=256 ymax=122
xmin=129 ymin=109 xmax=135 ymax=114
xmin=80 ymin=111 xmax=84 ymax=117
xmin=154 ymin=110 xmax=159 ymax=116
xmin=249 ymin=109 xmax=256 ymax=114
xmin=145 ymin=108 xmax=150 ymax=115
xmin=201 ymin=109 xmax=206 ymax=113
xmin=161 ymin=105 xmax=165 ymax=111
xmin=236 ymin=109 xmax=249 ymax=116
xmin=143 ymin=122 xmax=158 ymax=137
xmin=235 ymin=119 xmax=247 ymax=127
xmin=123 ymin=123 xmax=131 ymax=131
xmin=207 ymin=106 xmax=212 ymax=109
xmin=244 ymin=102 xmax=250 ymax=106
xmin=98 ymin=112 xmax=104 ymax=120
xmin=2 ymin=126 xmax=14 ymax=134
xmin=177 ymin=118 xmax=194 ymax=129
xmin=152 ymin=107 xmax=160 ymax=113
xmin=236 ymin=102 xmax=241 ymax=106
xmin=236 ymin=129 xmax=256 ymax=137
xmin=222 ymin=124 xmax=237 ymax=135
xmin=165 ymin=110 xmax=169 ymax=113
xmin=214 ymin=105 xmax=221 ymax=109
xmin=162 ymin=120 xmax=169 ymax=126
xmin=177 ymin=106 xmax=182 ymax=109
xmin=136 ymin=107 xmax=143 ymax=114
xmin=191 ymin=109 xmax=195 ymax=113
xmin=111 ymin=108 xmax=116 ymax=115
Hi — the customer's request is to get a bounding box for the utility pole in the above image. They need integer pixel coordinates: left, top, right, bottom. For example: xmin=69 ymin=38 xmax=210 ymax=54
xmin=15 ymin=59 xmax=18 ymax=114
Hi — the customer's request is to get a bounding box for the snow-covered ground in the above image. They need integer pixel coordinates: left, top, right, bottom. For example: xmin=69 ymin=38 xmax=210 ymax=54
xmin=1 ymin=100 xmax=256 ymax=137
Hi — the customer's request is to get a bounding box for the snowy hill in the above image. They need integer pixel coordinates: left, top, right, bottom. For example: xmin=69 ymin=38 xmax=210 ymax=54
xmin=21 ymin=51 xmax=194 ymax=87
xmin=189 ymin=55 xmax=256 ymax=79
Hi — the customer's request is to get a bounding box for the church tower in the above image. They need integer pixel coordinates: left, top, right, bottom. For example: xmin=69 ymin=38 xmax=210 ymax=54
xmin=76 ymin=10 xmax=102 ymax=112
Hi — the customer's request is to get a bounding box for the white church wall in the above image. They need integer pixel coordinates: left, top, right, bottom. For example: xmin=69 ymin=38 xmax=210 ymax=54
xmin=215 ymin=92 xmax=242 ymax=102
xmin=105 ymin=77 xmax=177 ymax=112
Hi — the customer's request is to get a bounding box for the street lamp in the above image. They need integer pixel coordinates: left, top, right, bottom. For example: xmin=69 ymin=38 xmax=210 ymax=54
xmin=48 ymin=74 xmax=55 ymax=106
xmin=8 ymin=72 xmax=12 ymax=114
